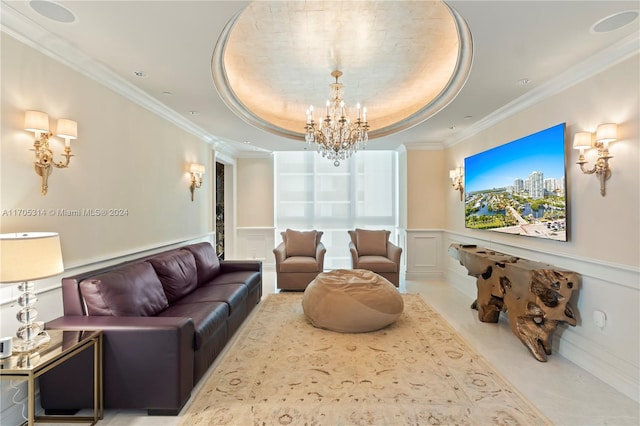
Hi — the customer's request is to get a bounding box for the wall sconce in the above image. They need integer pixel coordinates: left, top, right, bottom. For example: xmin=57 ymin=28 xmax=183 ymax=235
xmin=573 ymin=123 xmax=616 ymax=197
xmin=24 ymin=110 xmax=78 ymax=195
xmin=449 ymin=166 xmax=464 ymax=201
xmin=189 ymin=163 xmax=205 ymax=201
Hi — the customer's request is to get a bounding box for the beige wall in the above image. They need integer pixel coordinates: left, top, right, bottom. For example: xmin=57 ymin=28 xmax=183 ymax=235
xmin=236 ymin=156 xmax=274 ymax=228
xmin=1 ymin=33 xmax=213 ymax=269
xmin=444 ymin=55 xmax=639 ymax=267
xmin=405 ymin=149 xmax=447 ymax=229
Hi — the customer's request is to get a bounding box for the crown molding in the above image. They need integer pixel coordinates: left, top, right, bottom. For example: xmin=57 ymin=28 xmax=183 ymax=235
xmin=444 ymin=32 xmax=640 ymax=148
xmin=236 ymin=151 xmax=274 ymax=159
xmin=403 ymin=142 xmax=443 ymax=151
xmin=0 ymin=2 xmax=232 ymax=150
xmin=3 ymin=1 xmax=637 ymax=155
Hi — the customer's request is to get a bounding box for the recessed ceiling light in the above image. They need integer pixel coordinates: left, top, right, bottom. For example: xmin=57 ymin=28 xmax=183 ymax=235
xmin=463 ymin=115 xmax=473 ymax=120
xmin=188 ymin=111 xmax=200 ymax=115
xmin=243 ymin=141 xmax=251 ymax=144
xmin=517 ymin=78 xmax=531 ymax=86
xmin=132 ymin=71 xmax=147 ymax=78
xmin=592 ymin=10 xmax=639 ymax=33
xmin=449 ymin=125 xmax=456 ymax=130
xmin=29 ymin=0 xmax=76 ymax=23
xmin=162 ymin=91 xmax=172 ymax=96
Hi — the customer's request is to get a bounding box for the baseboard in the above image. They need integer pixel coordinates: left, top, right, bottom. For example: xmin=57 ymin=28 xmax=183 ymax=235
xmin=558 ymin=329 xmax=640 ymax=403
xmin=445 ymin=267 xmax=478 ymax=300
xmin=405 ymin=271 xmax=444 ymax=281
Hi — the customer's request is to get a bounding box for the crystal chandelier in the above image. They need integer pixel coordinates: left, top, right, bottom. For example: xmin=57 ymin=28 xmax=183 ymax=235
xmin=305 ymin=71 xmax=369 ymax=166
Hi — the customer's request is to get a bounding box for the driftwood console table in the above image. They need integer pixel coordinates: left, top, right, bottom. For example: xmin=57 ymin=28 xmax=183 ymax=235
xmin=449 ymin=244 xmax=580 ymax=362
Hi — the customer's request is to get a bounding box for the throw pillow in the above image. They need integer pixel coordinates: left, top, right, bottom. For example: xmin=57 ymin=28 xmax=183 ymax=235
xmin=285 ymin=229 xmax=317 ymax=257
xmin=355 ymin=229 xmax=388 ymax=256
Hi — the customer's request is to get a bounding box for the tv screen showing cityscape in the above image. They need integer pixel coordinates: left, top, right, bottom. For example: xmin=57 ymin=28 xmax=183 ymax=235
xmin=464 ymin=123 xmax=567 ymax=241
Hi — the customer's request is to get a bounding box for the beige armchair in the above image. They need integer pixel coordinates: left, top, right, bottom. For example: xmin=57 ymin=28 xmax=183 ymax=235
xmin=274 ymin=229 xmax=326 ymax=290
xmin=348 ymin=229 xmax=402 ymax=287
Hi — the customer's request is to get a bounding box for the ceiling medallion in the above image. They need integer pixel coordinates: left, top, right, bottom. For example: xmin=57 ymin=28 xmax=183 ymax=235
xmin=305 ymin=71 xmax=369 ymax=166
xmin=212 ymin=1 xmax=472 ymax=144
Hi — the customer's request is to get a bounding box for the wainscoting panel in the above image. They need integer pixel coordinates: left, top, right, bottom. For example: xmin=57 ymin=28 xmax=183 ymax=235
xmin=405 ymin=229 xmax=444 ymax=280
xmin=235 ymin=227 xmax=275 ymax=270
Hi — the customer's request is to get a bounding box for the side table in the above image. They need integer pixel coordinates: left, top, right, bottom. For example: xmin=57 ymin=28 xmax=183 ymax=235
xmin=0 ymin=330 xmax=103 ymax=426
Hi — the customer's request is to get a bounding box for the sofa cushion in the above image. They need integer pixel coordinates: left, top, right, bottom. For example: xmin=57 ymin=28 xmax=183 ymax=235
xmin=157 ymin=301 xmax=228 ymax=350
xmin=175 ymin=284 xmax=248 ymax=314
xmin=205 ymin=271 xmax=262 ymax=293
xmin=148 ymin=250 xmax=198 ymax=303
xmin=79 ymin=262 xmax=169 ymax=316
xmin=284 ymin=229 xmax=317 ymax=257
xmin=355 ymin=229 xmax=389 ymax=256
xmin=183 ymin=243 xmax=221 ymax=286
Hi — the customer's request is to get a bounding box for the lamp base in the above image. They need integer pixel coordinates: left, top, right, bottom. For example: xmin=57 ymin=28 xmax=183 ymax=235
xmin=12 ymin=331 xmax=50 ymax=353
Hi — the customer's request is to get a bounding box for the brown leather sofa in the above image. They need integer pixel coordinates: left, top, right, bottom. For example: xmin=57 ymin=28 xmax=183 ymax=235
xmin=39 ymin=242 xmax=262 ymax=415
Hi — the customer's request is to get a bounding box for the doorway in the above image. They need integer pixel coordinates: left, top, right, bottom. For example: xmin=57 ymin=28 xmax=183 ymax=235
xmin=215 ymin=161 xmax=225 ymax=259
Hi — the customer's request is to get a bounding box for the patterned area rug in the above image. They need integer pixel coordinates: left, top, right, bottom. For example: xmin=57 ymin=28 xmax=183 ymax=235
xmin=180 ymin=293 xmax=550 ymax=425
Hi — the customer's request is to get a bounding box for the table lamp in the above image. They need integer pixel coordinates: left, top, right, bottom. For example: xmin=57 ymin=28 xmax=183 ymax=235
xmin=0 ymin=232 xmax=64 ymax=352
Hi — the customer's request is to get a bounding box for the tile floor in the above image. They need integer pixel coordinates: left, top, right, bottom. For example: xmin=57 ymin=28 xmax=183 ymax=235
xmin=38 ymin=272 xmax=639 ymax=426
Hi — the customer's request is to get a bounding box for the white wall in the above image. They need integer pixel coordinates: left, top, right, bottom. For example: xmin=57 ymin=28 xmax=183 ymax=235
xmin=0 ymin=33 xmax=215 ymax=423
xmin=404 ymin=54 xmax=639 ymax=401
xmin=234 ymin=156 xmax=275 ymax=268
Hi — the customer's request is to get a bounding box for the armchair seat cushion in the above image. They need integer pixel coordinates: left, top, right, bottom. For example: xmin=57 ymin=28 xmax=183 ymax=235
xmin=158 ymin=301 xmax=228 ymax=350
xmin=356 ymin=256 xmax=398 ymax=273
xmin=280 ymin=256 xmax=322 ymax=273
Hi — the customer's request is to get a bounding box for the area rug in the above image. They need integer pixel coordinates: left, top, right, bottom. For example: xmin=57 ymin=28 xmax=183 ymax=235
xmin=180 ymin=293 xmax=550 ymax=425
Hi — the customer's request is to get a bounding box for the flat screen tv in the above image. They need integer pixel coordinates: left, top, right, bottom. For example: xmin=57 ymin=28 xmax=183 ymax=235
xmin=464 ymin=123 xmax=567 ymax=241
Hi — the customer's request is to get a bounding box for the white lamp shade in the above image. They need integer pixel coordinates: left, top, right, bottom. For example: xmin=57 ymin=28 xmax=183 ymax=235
xmin=596 ymin=123 xmax=617 ymax=143
xmin=56 ymin=119 xmax=78 ymax=139
xmin=449 ymin=167 xmax=463 ymax=178
xmin=190 ymin=163 xmax=205 ymax=175
xmin=0 ymin=232 xmax=64 ymax=283
xmin=24 ymin=110 xmax=50 ymax=133
xmin=572 ymin=132 xmax=593 ymax=149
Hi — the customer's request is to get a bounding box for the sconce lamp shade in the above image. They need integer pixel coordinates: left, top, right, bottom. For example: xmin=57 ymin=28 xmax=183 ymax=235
xmin=24 ymin=110 xmax=50 ymax=133
xmin=596 ymin=123 xmax=617 ymax=143
xmin=449 ymin=169 xmax=457 ymax=179
xmin=0 ymin=232 xmax=64 ymax=283
xmin=190 ymin=163 xmax=205 ymax=175
xmin=56 ymin=119 xmax=78 ymax=139
xmin=573 ymin=132 xmax=594 ymax=149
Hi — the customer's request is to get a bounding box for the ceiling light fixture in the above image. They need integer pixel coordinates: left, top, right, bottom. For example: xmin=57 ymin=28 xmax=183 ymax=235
xmin=304 ymin=71 xmax=369 ymax=167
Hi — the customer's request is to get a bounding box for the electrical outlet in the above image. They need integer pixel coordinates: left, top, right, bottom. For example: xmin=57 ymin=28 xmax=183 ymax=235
xmin=593 ymin=310 xmax=607 ymax=329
